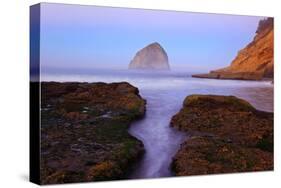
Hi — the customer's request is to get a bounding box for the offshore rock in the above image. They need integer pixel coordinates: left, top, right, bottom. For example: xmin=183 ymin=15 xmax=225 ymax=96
xmin=129 ymin=42 xmax=170 ymax=70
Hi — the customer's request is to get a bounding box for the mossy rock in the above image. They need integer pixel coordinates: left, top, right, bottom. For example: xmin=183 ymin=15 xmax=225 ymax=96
xmin=86 ymin=161 xmax=122 ymax=181
xmin=171 ymin=94 xmax=273 ymax=176
xmin=40 ymin=82 xmax=146 ymax=184
xmin=172 ymin=136 xmax=273 ymax=176
xmin=171 ymin=94 xmax=273 ymax=148
xmin=183 ymin=95 xmax=255 ymax=112
xmin=42 ymin=170 xmax=85 ymax=184
xmin=256 ymin=137 xmax=273 ymax=152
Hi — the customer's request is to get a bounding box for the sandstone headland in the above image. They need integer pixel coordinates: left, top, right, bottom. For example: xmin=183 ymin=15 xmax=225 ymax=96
xmin=193 ymin=18 xmax=274 ymax=80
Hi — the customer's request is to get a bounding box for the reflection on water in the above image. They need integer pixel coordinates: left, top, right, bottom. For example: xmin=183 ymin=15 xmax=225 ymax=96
xmin=42 ymin=70 xmax=273 ymax=178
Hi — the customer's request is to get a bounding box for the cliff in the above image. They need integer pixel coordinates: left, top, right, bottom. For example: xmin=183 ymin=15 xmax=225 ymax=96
xmin=129 ymin=42 xmax=170 ymax=70
xmin=193 ymin=18 xmax=274 ymax=80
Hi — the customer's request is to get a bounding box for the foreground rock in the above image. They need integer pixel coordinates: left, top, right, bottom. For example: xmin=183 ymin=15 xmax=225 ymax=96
xmin=171 ymin=95 xmax=273 ymax=176
xmin=40 ymin=82 xmax=146 ymax=184
xmin=193 ymin=18 xmax=273 ymax=80
xmin=129 ymin=42 xmax=170 ymax=70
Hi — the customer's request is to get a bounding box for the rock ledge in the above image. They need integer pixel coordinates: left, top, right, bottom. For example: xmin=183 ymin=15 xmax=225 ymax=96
xmin=171 ymin=94 xmax=273 ymax=175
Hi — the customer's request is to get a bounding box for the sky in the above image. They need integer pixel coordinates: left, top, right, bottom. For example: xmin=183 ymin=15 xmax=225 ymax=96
xmin=39 ymin=3 xmax=265 ymax=73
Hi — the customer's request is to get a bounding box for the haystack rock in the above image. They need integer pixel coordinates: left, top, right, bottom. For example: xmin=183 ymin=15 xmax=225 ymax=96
xmin=129 ymin=42 xmax=170 ymax=70
xmin=193 ymin=18 xmax=274 ymax=80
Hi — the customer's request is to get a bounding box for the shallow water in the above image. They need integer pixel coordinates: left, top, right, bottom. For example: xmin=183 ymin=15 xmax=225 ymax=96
xmin=43 ymin=70 xmax=273 ymax=179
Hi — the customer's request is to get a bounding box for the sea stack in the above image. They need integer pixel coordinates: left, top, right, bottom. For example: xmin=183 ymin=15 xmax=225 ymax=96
xmin=192 ymin=18 xmax=274 ymax=80
xmin=129 ymin=42 xmax=170 ymax=70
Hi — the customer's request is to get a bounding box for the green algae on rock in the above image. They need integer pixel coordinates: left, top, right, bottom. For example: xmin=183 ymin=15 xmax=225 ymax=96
xmin=170 ymin=94 xmax=273 ymax=176
xmin=171 ymin=136 xmax=273 ymax=176
xmin=40 ymin=82 xmax=146 ymax=184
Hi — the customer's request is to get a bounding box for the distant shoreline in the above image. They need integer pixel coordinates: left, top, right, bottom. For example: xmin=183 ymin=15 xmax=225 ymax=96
xmin=192 ymin=73 xmax=273 ymax=82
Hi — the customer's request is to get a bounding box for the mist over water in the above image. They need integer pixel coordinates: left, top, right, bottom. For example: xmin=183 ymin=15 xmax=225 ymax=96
xmin=43 ymin=69 xmax=273 ymax=178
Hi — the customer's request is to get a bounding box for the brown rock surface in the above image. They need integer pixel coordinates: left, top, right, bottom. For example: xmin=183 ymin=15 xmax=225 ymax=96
xmin=172 ymin=136 xmax=273 ymax=176
xmin=129 ymin=42 xmax=170 ymax=70
xmin=193 ymin=18 xmax=274 ymax=80
xmin=40 ymin=82 xmax=146 ymax=184
xmin=170 ymin=95 xmax=273 ymax=176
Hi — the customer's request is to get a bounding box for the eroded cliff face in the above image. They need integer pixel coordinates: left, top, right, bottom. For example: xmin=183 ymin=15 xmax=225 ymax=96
xmin=193 ymin=18 xmax=274 ymax=80
xmin=129 ymin=42 xmax=170 ymax=70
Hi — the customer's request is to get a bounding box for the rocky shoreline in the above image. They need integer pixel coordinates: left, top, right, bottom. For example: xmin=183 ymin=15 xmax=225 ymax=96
xmin=40 ymin=82 xmax=273 ymax=182
xmin=170 ymin=95 xmax=273 ymax=175
xmin=40 ymin=82 xmax=146 ymax=184
xmin=192 ymin=72 xmax=269 ymax=81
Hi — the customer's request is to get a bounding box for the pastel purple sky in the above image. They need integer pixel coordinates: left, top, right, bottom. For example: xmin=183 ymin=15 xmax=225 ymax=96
xmin=40 ymin=3 xmax=265 ymax=72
